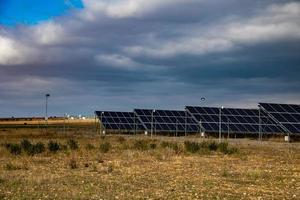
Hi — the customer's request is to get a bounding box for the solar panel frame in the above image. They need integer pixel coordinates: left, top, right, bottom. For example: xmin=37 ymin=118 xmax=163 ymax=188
xmin=259 ymin=103 xmax=300 ymax=134
xmin=95 ymin=111 xmax=145 ymax=131
xmin=134 ymin=109 xmax=199 ymax=133
xmin=186 ymin=106 xmax=283 ymax=134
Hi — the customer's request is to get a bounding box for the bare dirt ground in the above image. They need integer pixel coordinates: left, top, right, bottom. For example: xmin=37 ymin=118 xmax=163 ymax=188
xmin=0 ymin=127 xmax=299 ymax=199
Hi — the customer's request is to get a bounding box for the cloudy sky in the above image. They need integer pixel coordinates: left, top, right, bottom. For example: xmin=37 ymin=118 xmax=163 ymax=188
xmin=0 ymin=0 xmax=299 ymax=117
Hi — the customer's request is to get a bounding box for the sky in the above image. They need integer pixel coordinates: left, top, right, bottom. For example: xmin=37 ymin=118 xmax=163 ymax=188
xmin=0 ymin=0 xmax=299 ymax=117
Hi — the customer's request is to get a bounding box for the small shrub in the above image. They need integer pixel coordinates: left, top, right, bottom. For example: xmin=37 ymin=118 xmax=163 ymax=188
xmin=67 ymin=139 xmax=79 ymax=150
xmin=161 ymin=141 xmax=181 ymax=154
xmin=5 ymin=163 xmax=22 ymax=170
xmin=208 ymin=141 xmax=218 ymax=151
xmin=117 ymin=136 xmax=126 ymax=143
xmin=184 ymin=141 xmax=200 ymax=153
xmin=218 ymin=142 xmax=229 ymax=153
xmin=100 ymin=142 xmax=111 ymax=153
xmin=107 ymin=164 xmax=113 ymax=173
xmin=48 ymin=141 xmax=60 ymax=153
xmin=133 ymin=140 xmax=149 ymax=151
xmin=69 ymin=158 xmax=77 ymax=169
xmin=0 ymin=178 xmax=4 ymax=184
xmin=149 ymin=143 xmax=157 ymax=149
xmin=6 ymin=143 xmax=22 ymax=155
xmin=20 ymin=139 xmax=32 ymax=151
xmin=160 ymin=141 xmax=171 ymax=148
xmin=60 ymin=144 xmax=68 ymax=151
xmin=225 ymin=147 xmax=239 ymax=155
xmin=33 ymin=142 xmax=45 ymax=154
xmin=85 ymin=143 xmax=95 ymax=150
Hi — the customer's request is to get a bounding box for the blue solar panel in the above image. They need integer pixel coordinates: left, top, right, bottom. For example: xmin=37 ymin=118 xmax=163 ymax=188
xmin=186 ymin=106 xmax=282 ymax=134
xmin=134 ymin=109 xmax=199 ymax=133
xmin=259 ymin=103 xmax=300 ymax=134
xmin=95 ymin=111 xmax=144 ymax=131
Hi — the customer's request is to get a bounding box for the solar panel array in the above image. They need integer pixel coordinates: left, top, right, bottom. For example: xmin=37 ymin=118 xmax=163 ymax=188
xmin=259 ymin=103 xmax=300 ymax=134
xmin=95 ymin=102 xmax=300 ymax=135
xmin=134 ymin=109 xmax=199 ymax=133
xmin=95 ymin=111 xmax=144 ymax=131
xmin=186 ymin=106 xmax=282 ymax=134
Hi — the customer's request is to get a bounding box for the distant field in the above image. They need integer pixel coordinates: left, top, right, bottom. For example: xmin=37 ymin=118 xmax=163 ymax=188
xmin=0 ymin=128 xmax=299 ymax=199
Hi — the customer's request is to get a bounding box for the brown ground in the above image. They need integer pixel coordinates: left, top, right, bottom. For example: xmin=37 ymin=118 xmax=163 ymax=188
xmin=0 ymin=127 xmax=299 ymax=200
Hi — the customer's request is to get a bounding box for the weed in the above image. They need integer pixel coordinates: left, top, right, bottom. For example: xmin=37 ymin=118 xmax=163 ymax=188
xmin=133 ymin=140 xmax=149 ymax=151
xmin=208 ymin=141 xmax=218 ymax=151
xmin=34 ymin=142 xmax=45 ymax=154
xmin=20 ymin=139 xmax=32 ymax=151
xmin=69 ymin=158 xmax=78 ymax=169
xmin=48 ymin=141 xmax=60 ymax=153
xmin=117 ymin=136 xmax=126 ymax=143
xmin=161 ymin=141 xmax=182 ymax=154
xmin=221 ymin=169 xmax=231 ymax=177
xmin=67 ymin=139 xmax=79 ymax=150
xmin=149 ymin=143 xmax=157 ymax=149
xmin=107 ymin=164 xmax=113 ymax=173
xmin=85 ymin=143 xmax=95 ymax=150
xmin=5 ymin=163 xmax=22 ymax=171
xmin=6 ymin=143 xmax=22 ymax=155
xmin=100 ymin=142 xmax=111 ymax=153
xmin=184 ymin=141 xmax=200 ymax=153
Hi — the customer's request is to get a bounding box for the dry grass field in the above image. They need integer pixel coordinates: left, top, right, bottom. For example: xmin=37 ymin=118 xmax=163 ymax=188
xmin=0 ymin=126 xmax=299 ymax=199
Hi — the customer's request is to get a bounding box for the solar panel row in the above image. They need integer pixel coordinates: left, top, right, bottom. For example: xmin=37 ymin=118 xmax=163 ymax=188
xmin=94 ymin=111 xmax=144 ymax=131
xmin=259 ymin=103 xmax=300 ymax=134
xmin=134 ymin=109 xmax=199 ymax=132
xmin=186 ymin=106 xmax=282 ymax=134
xmin=95 ymin=103 xmax=300 ymax=135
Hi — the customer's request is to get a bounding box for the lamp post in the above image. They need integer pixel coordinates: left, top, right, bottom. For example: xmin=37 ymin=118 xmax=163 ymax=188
xmin=151 ymin=109 xmax=155 ymax=138
xmin=219 ymin=106 xmax=224 ymax=143
xmin=199 ymin=97 xmax=206 ymax=136
xmin=45 ymin=94 xmax=50 ymax=133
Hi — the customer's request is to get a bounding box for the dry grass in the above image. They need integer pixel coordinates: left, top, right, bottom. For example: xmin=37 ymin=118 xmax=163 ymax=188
xmin=0 ymin=128 xmax=299 ymax=199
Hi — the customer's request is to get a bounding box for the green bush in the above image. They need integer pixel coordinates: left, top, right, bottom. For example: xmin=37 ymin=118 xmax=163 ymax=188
xmin=20 ymin=139 xmax=45 ymax=156
xmin=149 ymin=143 xmax=157 ymax=149
xmin=69 ymin=158 xmax=78 ymax=169
xmin=133 ymin=140 xmax=149 ymax=151
xmin=218 ymin=142 xmax=229 ymax=153
xmin=33 ymin=142 xmax=45 ymax=154
xmin=99 ymin=142 xmax=111 ymax=153
xmin=117 ymin=136 xmax=126 ymax=143
xmin=67 ymin=139 xmax=79 ymax=150
xmin=48 ymin=141 xmax=60 ymax=153
xmin=5 ymin=163 xmax=22 ymax=170
xmin=20 ymin=139 xmax=32 ymax=151
xmin=161 ymin=141 xmax=181 ymax=153
xmin=208 ymin=141 xmax=218 ymax=151
xmin=6 ymin=143 xmax=22 ymax=155
xmin=184 ymin=141 xmax=200 ymax=153
xmin=85 ymin=143 xmax=95 ymax=150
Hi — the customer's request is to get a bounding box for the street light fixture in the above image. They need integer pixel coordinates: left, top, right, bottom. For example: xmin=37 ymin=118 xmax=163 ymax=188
xmin=219 ymin=106 xmax=224 ymax=143
xmin=199 ymin=97 xmax=206 ymax=136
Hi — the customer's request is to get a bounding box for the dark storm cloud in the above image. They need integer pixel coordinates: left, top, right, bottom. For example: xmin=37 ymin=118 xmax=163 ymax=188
xmin=0 ymin=0 xmax=300 ymax=116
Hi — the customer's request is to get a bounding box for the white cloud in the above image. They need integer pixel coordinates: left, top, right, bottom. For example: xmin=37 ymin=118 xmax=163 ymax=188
xmin=95 ymin=53 xmax=143 ymax=69
xmin=82 ymin=0 xmax=187 ymax=19
xmin=0 ymin=35 xmax=33 ymax=65
xmin=32 ymin=21 xmax=66 ymax=45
